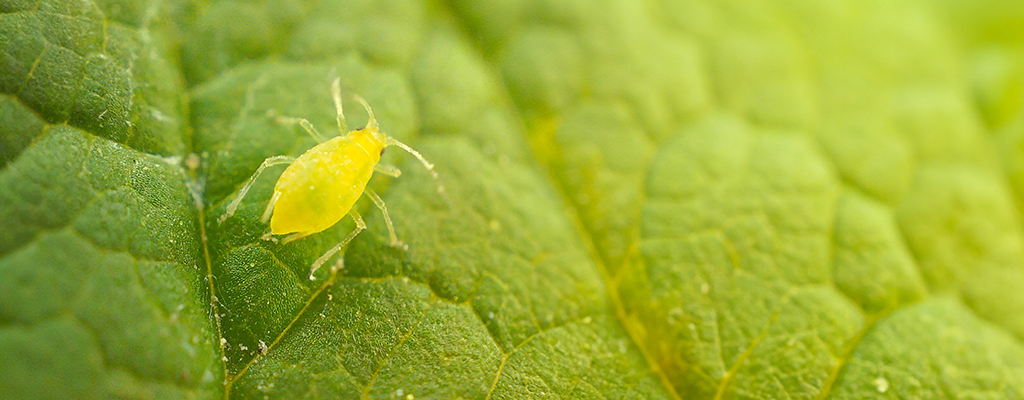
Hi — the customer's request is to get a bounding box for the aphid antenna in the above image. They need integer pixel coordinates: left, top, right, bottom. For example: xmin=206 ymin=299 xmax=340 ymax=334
xmin=330 ymin=77 xmax=348 ymax=133
xmin=346 ymin=93 xmax=447 ymax=202
xmin=238 ymin=72 xmax=269 ymax=122
xmin=352 ymin=94 xmax=379 ymax=129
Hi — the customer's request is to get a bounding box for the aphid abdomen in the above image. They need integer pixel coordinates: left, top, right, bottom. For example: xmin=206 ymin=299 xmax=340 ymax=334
xmin=269 ymin=135 xmax=381 ymax=235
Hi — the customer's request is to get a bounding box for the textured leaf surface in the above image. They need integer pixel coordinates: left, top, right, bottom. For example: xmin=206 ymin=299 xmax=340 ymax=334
xmin=3 ymin=0 xmax=1024 ymax=398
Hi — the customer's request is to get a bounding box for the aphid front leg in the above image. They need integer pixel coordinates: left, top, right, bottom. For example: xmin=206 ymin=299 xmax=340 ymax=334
xmin=374 ymin=163 xmax=402 ymax=178
xmin=308 ymin=209 xmax=366 ymax=280
xmin=219 ymin=155 xmax=296 ymax=223
xmin=385 ymin=137 xmax=448 ymax=201
xmin=365 ymin=188 xmax=404 ymax=248
xmin=271 ymin=115 xmax=329 ymax=143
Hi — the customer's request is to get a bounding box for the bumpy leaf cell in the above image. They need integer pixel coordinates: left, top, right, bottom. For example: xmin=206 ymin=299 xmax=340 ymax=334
xmin=3 ymin=0 xmax=1024 ymax=398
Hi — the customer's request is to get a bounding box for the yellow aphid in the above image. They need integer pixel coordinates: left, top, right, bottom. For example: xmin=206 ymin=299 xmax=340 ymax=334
xmin=218 ymin=78 xmax=443 ymax=279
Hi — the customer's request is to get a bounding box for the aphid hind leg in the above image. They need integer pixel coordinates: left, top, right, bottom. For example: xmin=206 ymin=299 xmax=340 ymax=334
xmin=219 ymin=155 xmax=295 ymax=224
xmin=365 ymin=188 xmax=403 ymax=248
xmin=259 ymin=230 xmax=303 ymax=243
xmin=374 ymin=163 xmax=402 ymax=178
xmin=309 ymin=210 xmax=366 ymax=280
xmin=280 ymin=232 xmax=310 ymax=245
xmin=261 ymin=191 xmax=281 ymax=223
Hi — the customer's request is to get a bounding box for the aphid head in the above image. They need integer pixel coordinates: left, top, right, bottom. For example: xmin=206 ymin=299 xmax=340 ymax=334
xmin=348 ymin=125 xmax=387 ymax=155
xmin=330 ymin=78 xmax=388 ymax=145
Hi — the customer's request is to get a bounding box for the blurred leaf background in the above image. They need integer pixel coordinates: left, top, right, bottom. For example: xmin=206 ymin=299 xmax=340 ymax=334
xmin=2 ymin=0 xmax=1024 ymax=398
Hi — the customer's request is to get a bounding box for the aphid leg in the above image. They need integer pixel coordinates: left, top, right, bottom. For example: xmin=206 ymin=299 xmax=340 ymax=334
xmin=261 ymin=191 xmax=282 ymax=223
xmin=365 ymin=188 xmax=403 ymax=248
xmin=219 ymin=155 xmax=295 ymax=223
xmin=374 ymin=163 xmax=402 ymax=178
xmin=385 ymin=137 xmax=448 ymax=201
xmin=309 ymin=210 xmax=365 ymax=280
xmin=280 ymin=232 xmax=309 ymax=245
xmin=331 ymin=78 xmax=348 ymax=133
xmin=272 ymin=115 xmax=328 ymax=143
xmin=353 ymin=95 xmax=378 ymax=129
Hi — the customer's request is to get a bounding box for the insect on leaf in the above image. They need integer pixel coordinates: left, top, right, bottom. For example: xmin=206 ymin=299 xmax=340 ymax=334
xmin=2 ymin=0 xmax=1024 ymax=398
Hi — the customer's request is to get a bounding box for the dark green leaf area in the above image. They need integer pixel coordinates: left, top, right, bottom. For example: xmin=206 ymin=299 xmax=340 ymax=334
xmin=177 ymin=0 xmax=427 ymax=84
xmin=0 ymin=0 xmax=187 ymax=155
xmin=0 ymin=125 xmax=218 ymax=399
xmin=0 ymin=95 xmax=45 ymax=169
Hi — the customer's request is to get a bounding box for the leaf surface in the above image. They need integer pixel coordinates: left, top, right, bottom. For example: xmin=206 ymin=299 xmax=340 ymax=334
xmin=3 ymin=0 xmax=1024 ymax=398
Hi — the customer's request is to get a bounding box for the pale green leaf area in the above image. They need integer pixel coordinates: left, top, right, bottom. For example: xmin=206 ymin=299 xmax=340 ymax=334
xmin=3 ymin=0 xmax=1024 ymax=398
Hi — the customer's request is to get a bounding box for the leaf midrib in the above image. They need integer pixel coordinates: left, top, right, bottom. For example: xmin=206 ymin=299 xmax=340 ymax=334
xmin=428 ymin=1 xmax=686 ymax=398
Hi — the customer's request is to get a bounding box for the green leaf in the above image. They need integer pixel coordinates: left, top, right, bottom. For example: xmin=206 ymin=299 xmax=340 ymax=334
xmin=3 ymin=0 xmax=1024 ymax=399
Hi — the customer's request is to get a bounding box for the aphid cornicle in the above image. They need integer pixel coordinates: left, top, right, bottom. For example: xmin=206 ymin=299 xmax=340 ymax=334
xmin=218 ymin=78 xmax=443 ymax=280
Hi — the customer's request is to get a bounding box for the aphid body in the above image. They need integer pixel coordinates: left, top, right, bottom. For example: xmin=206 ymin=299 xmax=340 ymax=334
xmin=269 ymin=126 xmax=383 ymax=236
xmin=220 ymin=78 xmax=442 ymax=279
